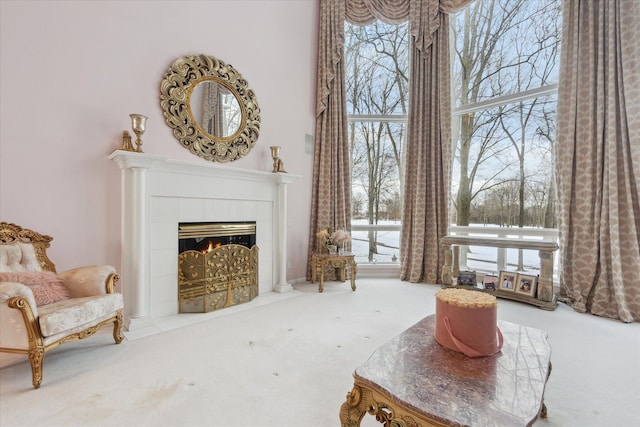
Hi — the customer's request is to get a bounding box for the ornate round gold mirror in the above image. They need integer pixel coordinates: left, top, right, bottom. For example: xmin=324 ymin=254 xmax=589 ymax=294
xmin=160 ymin=54 xmax=260 ymax=162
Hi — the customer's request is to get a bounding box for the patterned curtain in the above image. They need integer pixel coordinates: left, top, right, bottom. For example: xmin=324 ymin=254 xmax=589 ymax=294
xmin=400 ymin=12 xmax=448 ymax=284
xmin=310 ymin=0 xmax=471 ymax=281
xmin=556 ymin=0 xmax=640 ymax=322
xmin=399 ymin=0 xmax=471 ymax=283
xmin=308 ymin=0 xmax=351 ymax=280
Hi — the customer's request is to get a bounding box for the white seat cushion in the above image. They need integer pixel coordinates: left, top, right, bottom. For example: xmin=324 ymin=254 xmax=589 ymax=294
xmin=37 ymin=294 xmax=124 ymax=337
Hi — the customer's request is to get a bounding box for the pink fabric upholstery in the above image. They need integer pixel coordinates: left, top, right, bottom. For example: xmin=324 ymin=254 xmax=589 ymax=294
xmin=0 ymin=271 xmax=70 ymax=306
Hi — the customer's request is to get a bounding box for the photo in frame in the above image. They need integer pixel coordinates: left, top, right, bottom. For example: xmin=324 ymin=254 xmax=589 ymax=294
xmin=498 ymin=271 xmax=517 ymax=292
xmin=457 ymin=270 xmax=477 ymax=286
xmin=515 ymin=274 xmax=538 ymax=297
xmin=482 ymin=274 xmax=499 ymax=291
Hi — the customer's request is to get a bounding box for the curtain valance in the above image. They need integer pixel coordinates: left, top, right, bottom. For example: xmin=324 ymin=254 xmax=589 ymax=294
xmin=318 ymin=0 xmax=470 ymax=116
xmin=345 ymin=0 xmax=470 ymax=53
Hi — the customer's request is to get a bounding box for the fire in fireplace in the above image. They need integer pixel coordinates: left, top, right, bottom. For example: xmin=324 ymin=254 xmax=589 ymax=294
xmin=178 ymin=222 xmax=257 ymax=252
xmin=178 ymin=222 xmax=258 ymax=313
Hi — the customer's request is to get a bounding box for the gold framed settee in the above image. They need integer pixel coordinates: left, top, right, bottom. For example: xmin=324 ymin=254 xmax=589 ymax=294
xmin=0 ymin=222 xmax=124 ymax=388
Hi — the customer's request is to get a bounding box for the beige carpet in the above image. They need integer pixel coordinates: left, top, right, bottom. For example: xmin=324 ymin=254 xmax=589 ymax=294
xmin=1 ymin=278 xmax=639 ymax=426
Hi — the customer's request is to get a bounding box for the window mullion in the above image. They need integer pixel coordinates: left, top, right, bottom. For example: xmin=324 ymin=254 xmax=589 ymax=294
xmin=348 ymin=114 xmax=408 ymax=122
xmin=453 ymin=84 xmax=558 ymax=117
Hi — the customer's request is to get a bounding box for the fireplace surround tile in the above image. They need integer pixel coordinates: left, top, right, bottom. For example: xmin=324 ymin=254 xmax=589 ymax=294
xmin=151 ymin=197 xmax=179 ymax=222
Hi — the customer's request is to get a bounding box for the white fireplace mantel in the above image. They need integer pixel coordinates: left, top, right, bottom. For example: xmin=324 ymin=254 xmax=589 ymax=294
xmin=109 ymin=150 xmax=299 ymax=331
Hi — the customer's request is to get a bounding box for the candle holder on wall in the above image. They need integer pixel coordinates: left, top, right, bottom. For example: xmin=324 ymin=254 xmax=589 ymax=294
xmin=270 ymin=146 xmax=287 ymax=173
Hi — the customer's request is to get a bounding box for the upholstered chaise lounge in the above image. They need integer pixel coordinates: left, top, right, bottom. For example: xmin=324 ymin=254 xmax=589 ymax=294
xmin=0 ymin=222 xmax=124 ymax=388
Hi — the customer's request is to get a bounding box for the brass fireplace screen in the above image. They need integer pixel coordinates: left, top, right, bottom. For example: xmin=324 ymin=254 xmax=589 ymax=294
xmin=178 ymin=222 xmax=258 ymax=313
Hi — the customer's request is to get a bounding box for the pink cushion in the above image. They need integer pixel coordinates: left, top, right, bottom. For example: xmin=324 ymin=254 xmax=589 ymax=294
xmin=0 ymin=271 xmax=71 ymax=306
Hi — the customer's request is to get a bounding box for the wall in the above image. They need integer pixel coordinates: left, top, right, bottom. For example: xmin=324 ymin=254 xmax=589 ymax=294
xmin=0 ymin=0 xmax=317 ymax=282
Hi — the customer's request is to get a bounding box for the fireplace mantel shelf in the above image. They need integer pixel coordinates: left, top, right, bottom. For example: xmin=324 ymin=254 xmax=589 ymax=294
xmin=109 ymin=150 xmax=300 ymax=332
xmin=109 ymin=150 xmax=300 ymax=183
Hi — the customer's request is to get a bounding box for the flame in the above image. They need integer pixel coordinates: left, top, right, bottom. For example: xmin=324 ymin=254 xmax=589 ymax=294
xmin=202 ymin=240 xmax=222 ymax=254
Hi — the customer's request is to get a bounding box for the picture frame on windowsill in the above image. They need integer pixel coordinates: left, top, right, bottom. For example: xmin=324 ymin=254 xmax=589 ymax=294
xmin=457 ymin=270 xmax=477 ymax=286
xmin=482 ymin=274 xmax=499 ymax=291
xmin=515 ymin=274 xmax=538 ymax=298
xmin=498 ymin=271 xmax=517 ymax=292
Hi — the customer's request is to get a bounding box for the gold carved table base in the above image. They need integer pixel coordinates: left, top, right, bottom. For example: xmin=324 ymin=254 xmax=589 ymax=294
xmin=340 ymin=382 xmax=447 ymax=427
xmin=311 ymin=253 xmax=357 ymax=293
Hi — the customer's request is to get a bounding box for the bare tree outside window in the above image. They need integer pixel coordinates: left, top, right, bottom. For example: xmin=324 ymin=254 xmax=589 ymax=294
xmin=345 ymin=21 xmax=408 ymax=262
xmin=451 ymin=0 xmax=561 ymax=234
xmin=451 ymin=0 xmax=561 ymax=269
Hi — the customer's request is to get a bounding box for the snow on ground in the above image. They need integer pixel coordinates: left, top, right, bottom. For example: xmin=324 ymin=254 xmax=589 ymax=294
xmin=351 ymin=220 xmax=555 ymax=276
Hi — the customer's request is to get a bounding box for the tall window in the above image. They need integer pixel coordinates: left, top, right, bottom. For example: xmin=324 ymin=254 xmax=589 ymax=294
xmin=345 ymin=21 xmax=409 ymax=264
xmin=450 ymin=0 xmax=562 ymax=272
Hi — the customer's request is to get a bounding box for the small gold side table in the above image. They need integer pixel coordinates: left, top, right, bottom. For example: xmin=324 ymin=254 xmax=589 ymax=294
xmin=311 ymin=252 xmax=357 ymax=293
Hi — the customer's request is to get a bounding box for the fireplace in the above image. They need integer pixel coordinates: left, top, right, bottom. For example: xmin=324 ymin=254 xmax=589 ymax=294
xmin=109 ymin=150 xmax=299 ymax=332
xmin=178 ymin=222 xmax=258 ymax=313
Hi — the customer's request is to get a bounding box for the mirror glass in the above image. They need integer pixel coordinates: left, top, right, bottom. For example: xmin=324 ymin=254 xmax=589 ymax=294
xmin=160 ymin=54 xmax=260 ymax=163
xmin=189 ymin=79 xmax=242 ymax=139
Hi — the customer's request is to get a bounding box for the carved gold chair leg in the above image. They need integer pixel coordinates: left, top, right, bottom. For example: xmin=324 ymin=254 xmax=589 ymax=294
xmin=7 ymin=296 xmax=46 ymax=388
xmin=28 ymin=346 xmax=45 ymax=389
xmin=113 ymin=310 xmax=124 ymax=344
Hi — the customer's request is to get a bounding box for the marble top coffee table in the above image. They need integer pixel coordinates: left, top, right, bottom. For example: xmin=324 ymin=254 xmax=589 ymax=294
xmin=339 ymin=315 xmax=551 ymax=426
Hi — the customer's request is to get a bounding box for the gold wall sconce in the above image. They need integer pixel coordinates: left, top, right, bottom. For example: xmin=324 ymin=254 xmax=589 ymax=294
xmin=270 ymin=146 xmax=287 ymax=173
xmin=121 ymin=114 xmax=148 ymax=152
